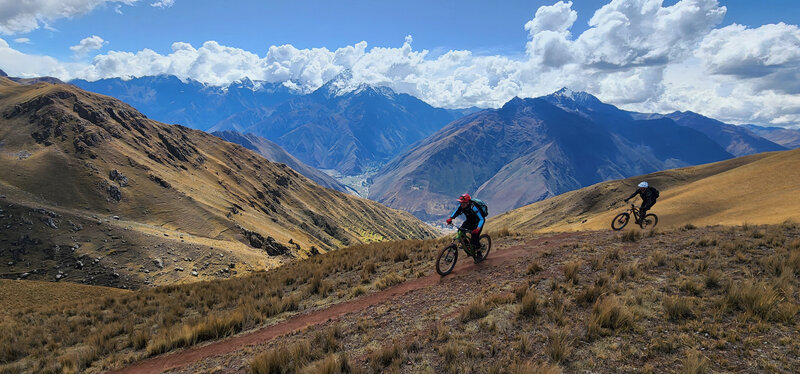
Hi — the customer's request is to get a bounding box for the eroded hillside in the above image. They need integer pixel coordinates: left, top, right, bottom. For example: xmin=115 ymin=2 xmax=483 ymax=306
xmin=0 ymin=78 xmax=437 ymax=288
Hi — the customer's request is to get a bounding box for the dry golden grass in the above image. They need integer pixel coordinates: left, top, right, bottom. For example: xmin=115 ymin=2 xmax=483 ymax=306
xmin=236 ymin=223 xmax=799 ymax=373
xmin=490 ymin=149 xmax=800 ymax=233
xmin=0 ymin=235 xmax=446 ymax=373
xmin=0 ymin=280 xmax=129 ymax=316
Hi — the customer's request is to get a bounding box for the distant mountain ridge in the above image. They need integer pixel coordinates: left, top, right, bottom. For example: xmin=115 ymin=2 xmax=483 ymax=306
xmin=658 ymin=111 xmax=785 ymax=156
xmin=70 ymin=75 xmax=299 ymax=131
xmin=370 ymin=89 xmax=751 ymax=221
xmin=743 ymin=124 xmax=800 ymax=149
xmin=212 ymin=73 xmax=460 ymax=174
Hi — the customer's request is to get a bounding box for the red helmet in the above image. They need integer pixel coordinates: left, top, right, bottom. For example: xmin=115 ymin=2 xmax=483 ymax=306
xmin=457 ymin=193 xmax=471 ymax=203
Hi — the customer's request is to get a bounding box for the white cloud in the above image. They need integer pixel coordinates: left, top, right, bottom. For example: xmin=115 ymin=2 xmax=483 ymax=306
xmin=150 ymin=0 xmax=174 ymax=8
xmin=0 ymin=0 xmax=138 ymax=35
xmin=0 ymin=0 xmax=798 ymax=128
xmin=13 ymin=37 xmax=30 ymax=44
xmin=70 ymin=35 xmax=107 ymax=56
xmin=0 ymin=37 xmax=79 ymax=78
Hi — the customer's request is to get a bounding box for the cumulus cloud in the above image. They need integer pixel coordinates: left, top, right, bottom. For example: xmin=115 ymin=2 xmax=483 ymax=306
xmin=150 ymin=0 xmax=174 ymax=8
xmin=0 ymin=0 xmax=137 ymax=35
xmin=1 ymin=0 xmax=799 ymax=128
xmin=70 ymin=35 xmax=107 ymax=56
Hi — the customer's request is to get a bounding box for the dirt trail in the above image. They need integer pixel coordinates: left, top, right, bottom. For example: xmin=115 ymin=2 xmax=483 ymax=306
xmin=109 ymin=232 xmax=580 ymax=374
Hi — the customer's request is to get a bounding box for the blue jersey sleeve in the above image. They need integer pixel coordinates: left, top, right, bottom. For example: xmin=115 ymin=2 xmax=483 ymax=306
xmin=472 ymin=204 xmax=485 ymax=229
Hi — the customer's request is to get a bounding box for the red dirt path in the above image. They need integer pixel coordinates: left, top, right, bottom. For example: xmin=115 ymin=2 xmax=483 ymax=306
xmin=109 ymin=232 xmax=578 ymax=374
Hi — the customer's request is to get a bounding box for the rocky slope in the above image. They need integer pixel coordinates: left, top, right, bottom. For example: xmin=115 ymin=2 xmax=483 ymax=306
xmin=0 ymin=77 xmax=437 ymax=288
xmin=211 ymin=130 xmax=354 ymax=194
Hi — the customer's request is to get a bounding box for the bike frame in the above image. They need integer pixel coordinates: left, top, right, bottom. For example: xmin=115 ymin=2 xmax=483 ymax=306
xmin=455 ymin=229 xmax=477 ymax=257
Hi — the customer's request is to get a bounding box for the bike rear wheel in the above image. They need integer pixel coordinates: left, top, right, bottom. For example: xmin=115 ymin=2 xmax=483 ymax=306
xmin=436 ymin=244 xmax=458 ymax=276
xmin=611 ymin=213 xmax=630 ymax=230
xmin=475 ymin=234 xmax=492 ymax=262
xmin=640 ymin=213 xmax=658 ymax=229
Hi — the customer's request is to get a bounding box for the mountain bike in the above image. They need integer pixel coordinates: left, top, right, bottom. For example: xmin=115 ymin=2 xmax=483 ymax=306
xmin=436 ymin=227 xmax=492 ymax=276
xmin=611 ymin=204 xmax=658 ymax=230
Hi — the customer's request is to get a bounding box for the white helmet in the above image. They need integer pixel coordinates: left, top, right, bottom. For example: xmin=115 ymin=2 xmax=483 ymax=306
xmin=638 ymin=181 xmax=648 ymax=188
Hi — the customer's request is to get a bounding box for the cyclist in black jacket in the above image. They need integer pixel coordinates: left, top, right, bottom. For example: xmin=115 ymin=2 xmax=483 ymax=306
xmin=624 ymin=181 xmax=659 ymax=224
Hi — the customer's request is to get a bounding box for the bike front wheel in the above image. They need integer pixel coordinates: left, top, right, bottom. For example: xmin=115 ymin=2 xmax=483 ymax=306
xmin=611 ymin=213 xmax=630 ymax=231
xmin=436 ymin=244 xmax=458 ymax=276
xmin=640 ymin=214 xmax=658 ymax=229
xmin=476 ymin=234 xmax=492 ymax=262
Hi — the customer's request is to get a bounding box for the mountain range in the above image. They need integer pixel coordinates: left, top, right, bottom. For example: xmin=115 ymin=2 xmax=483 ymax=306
xmin=71 ymin=73 xmax=465 ymax=175
xmin=70 ymin=75 xmax=299 ymax=131
xmin=0 ymin=77 xmax=436 ymax=288
xmin=210 ymin=72 xmax=461 ymax=174
xmin=742 ymin=124 xmax=800 ymax=149
xmin=368 ymin=89 xmax=786 ymax=221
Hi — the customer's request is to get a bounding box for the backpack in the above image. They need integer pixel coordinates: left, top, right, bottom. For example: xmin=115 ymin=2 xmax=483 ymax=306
xmin=650 ymin=187 xmax=660 ymax=199
xmin=471 ymin=199 xmax=489 ymax=217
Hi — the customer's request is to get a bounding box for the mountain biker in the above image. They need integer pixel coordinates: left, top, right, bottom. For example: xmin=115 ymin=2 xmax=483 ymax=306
xmin=624 ymin=181 xmax=659 ymax=224
xmin=446 ymin=193 xmax=485 ymax=259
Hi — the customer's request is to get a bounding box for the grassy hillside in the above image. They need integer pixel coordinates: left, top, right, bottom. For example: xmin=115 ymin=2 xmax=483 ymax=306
xmin=0 ymin=80 xmax=436 ymax=288
xmin=4 ymin=222 xmax=797 ymax=373
xmin=491 ymin=148 xmax=800 ymax=233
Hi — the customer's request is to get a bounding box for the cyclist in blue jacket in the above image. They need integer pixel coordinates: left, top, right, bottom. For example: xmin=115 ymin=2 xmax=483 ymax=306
xmin=445 ymin=193 xmax=485 ymax=255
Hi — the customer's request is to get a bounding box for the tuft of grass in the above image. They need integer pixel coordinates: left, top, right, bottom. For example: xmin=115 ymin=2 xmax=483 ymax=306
xmin=704 ymin=270 xmax=722 ymax=289
xmin=680 ymin=349 xmax=708 ymax=374
xmin=679 ymin=279 xmax=704 ymax=296
xmin=726 ymin=281 xmax=782 ymax=320
xmin=588 ymin=295 xmax=633 ymax=339
xmin=527 ymin=261 xmax=543 ymax=275
xmin=460 ymin=299 xmax=490 ymax=323
xmin=518 ymin=288 xmax=540 ymax=318
xmin=621 ymin=230 xmax=641 ymax=242
xmin=375 ymin=273 xmax=404 ymax=290
xmin=576 ymin=284 xmax=604 ymax=306
xmin=249 ymin=341 xmax=313 ymax=374
xmin=545 ymin=328 xmax=573 ymax=363
xmin=682 ymin=223 xmax=697 ymax=231
xmin=663 ymin=296 xmax=695 ymax=321
xmin=303 ymin=353 xmax=352 ymax=374
xmin=564 ymin=261 xmax=581 ymax=284
xmin=649 ymin=250 xmax=667 ymax=267
xmin=369 ymin=342 xmax=402 ymax=370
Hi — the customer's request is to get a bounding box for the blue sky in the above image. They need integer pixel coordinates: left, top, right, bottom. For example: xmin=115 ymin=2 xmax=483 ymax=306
xmin=7 ymin=0 xmax=799 ymax=60
xmin=1 ymin=0 xmax=800 ymax=128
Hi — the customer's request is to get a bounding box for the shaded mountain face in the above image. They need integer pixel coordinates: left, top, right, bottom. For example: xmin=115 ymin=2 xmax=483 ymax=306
xmin=370 ymin=91 xmax=735 ymax=221
xmin=656 ymin=111 xmax=786 ymax=156
xmin=0 ymin=79 xmax=436 ymax=288
xmin=211 ymin=130 xmax=354 ymax=194
xmin=212 ymin=80 xmax=459 ymax=174
xmin=743 ymin=124 xmax=800 ymax=149
xmin=70 ymin=75 xmax=298 ymax=131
